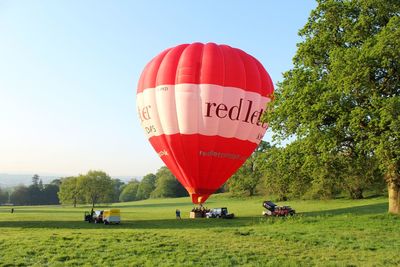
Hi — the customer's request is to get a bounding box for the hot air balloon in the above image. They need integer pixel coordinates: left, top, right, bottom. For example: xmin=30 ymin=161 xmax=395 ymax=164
xmin=136 ymin=42 xmax=274 ymax=204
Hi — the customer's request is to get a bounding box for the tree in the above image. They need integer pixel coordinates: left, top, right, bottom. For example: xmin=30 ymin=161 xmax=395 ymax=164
xmin=228 ymin=141 xmax=270 ymax=196
xmin=337 ymin=153 xmax=384 ymax=199
xmin=265 ymin=0 xmax=400 ymax=213
xmin=38 ymin=179 xmax=44 ymax=191
xmin=111 ymin=179 xmax=125 ymax=202
xmin=0 ymin=187 xmax=9 ymax=204
xmin=151 ymin=167 xmax=187 ymax=198
xmin=119 ymin=180 xmax=140 ymax=202
xmin=261 ymin=141 xmax=309 ymax=200
xmin=136 ymin=173 xmax=156 ymax=200
xmin=58 ymin=176 xmax=82 ymax=207
xmin=50 ymin=179 xmax=62 ymax=187
xmin=10 ymin=185 xmax=30 ymax=205
xmin=32 ymin=174 xmax=39 ymax=186
xmin=79 ymin=170 xmax=114 ymax=208
xmin=42 ymin=184 xmax=60 ymax=204
xmin=28 ymin=174 xmax=43 ymax=205
xmin=28 ymin=184 xmax=42 ymax=205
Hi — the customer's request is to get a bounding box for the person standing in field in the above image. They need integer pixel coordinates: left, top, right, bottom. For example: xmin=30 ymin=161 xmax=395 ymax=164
xmin=176 ymin=209 xmax=181 ymax=219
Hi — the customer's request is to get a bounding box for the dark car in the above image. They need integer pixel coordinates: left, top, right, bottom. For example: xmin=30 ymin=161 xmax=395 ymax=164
xmin=262 ymin=201 xmax=295 ymax=217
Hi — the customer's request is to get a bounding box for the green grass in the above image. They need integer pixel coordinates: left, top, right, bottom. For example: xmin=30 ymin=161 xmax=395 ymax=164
xmin=0 ymin=195 xmax=399 ymax=266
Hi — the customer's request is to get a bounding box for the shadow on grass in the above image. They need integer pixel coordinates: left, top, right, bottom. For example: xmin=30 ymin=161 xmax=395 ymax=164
xmin=0 ymin=202 xmax=390 ymax=230
xmin=0 ymin=216 xmax=257 ymax=230
xmin=301 ymin=202 xmax=388 ymax=217
xmin=0 ymin=209 xmax=86 ymax=214
xmin=114 ymin=202 xmax=202 ymax=209
xmin=0 ymin=202 xmax=204 ymax=213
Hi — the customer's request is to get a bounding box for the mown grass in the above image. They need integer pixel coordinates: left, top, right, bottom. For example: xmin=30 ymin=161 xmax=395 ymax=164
xmin=0 ymin=195 xmax=399 ymax=266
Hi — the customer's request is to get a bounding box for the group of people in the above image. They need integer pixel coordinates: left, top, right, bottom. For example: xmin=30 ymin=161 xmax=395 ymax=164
xmin=191 ymin=206 xmax=210 ymax=217
xmin=175 ymin=206 xmax=211 ymax=219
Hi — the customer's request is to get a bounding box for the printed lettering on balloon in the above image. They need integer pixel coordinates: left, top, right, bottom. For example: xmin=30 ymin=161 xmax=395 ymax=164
xmin=199 ymin=150 xmax=248 ymax=161
xmin=138 ymin=104 xmax=157 ymax=134
xmin=158 ymin=150 xmax=168 ymax=157
xmin=145 ymin=125 xmax=156 ymax=134
xmin=157 ymin=86 xmax=169 ymax=92
xmin=205 ymin=98 xmax=268 ymax=129
xmin=138 ymin=105 xmax=152 ymax=123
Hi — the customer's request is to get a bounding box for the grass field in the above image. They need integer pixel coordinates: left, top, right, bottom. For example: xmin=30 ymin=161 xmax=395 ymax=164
xmin=0 ymin=194 xmax=399 ymax=266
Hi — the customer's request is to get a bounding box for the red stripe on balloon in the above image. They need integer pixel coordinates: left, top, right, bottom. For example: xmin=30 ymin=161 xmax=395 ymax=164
xmin=137 ymin=43 xmax=273 ymax=97
xmin=149 ymin=133 xmax=257 ymax=204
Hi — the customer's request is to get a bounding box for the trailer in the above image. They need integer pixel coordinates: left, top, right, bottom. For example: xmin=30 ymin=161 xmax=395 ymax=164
xmin=84 ymin=209 xmax=121 ymax=224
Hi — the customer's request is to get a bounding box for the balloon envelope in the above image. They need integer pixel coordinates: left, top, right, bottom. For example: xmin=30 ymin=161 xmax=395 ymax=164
xmin=137 ymin=42 xmax=274 ymax=204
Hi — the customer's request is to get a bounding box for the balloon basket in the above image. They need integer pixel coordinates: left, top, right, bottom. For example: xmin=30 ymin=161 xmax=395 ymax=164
xmin=189 ymin=206 xmax=210 ymax=219
xmin=189 ymin=211 xmax=204 ymax=219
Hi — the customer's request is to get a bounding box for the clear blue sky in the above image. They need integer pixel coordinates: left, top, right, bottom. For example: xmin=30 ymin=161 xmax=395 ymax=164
xmin=0 ymin=1 xmax=317 ymax=177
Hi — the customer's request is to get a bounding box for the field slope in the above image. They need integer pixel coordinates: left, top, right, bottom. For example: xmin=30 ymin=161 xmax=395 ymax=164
xmin=0 ymin=195 xmax=399 ymax=266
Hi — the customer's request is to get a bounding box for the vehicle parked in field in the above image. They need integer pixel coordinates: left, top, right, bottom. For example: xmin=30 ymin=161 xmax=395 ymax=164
xmin=205 ymin=207 xmax=234 ymax=219
xmin=102 ymin=209 xmax=121 ymax=224
xmin=262 ymin=201 xmax=295 ymax=217
xmin=84 ymin=209 xmax=121 ymax=224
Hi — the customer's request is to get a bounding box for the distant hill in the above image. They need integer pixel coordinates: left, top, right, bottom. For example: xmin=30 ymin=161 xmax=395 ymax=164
xmin=0 ymin=173 xmax=140 ymax=188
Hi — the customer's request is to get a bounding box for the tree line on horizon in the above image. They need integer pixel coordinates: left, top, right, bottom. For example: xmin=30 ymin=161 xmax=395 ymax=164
xmin=56 ymin=168 xmax=188 ymax=208
xmin=0 ymin=169 xmax=189 ymax=207
xmin=0 ymin=150 xmax=387 ymax=208
xmin=0 ymin=175 xmax=60 ymax=205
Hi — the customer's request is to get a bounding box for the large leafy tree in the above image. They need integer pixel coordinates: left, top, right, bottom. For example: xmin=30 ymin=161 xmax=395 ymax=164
xmin=111 ymin=178 xmax=125 ymax=202
xmin=228 ymin=141 xmax=270 ymax=196
xmin=151 ymin=166 xmax=187 ymax=198
xmin=266 ymin=0 xmax=400 ymax=213
xmin=58 ymin=176 xmax=82 ymax=207
xmin=79 ymin=170 xmax=114 ymax=208
xmin=119 ymin=180 xmax=140 ymax=202
xmin=261 ymin=141 xmax=315 ymax=200
xmin=136 ymin=173 xmax=157 ymax=200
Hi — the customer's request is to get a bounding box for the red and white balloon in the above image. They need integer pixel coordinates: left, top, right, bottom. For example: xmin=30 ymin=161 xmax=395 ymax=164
xmin=137 ymin=42 xmax=274 ymax=204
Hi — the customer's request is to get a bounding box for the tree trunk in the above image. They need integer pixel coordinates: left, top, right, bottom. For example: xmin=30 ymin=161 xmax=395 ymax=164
xmin=388 ymin=182 xmax=400 ymax=214
xmin=277 ymin=194 xmax=288 ymax=201
xmin=349 ymin=188 xmax=364 ymax=199
xmin=249 ymin=187 xmax=256 ymax=196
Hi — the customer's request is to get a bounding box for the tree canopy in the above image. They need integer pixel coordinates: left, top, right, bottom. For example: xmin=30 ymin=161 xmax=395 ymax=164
xmin=228 ymin=141 xmax=270 ymax=196
xmin=151 ymin=167 xmax=188 ymax=198
xmin=78 ymin=170 xmax=114 ymax=208
xmin=58 ymin=176 xmax=82 ymax=207
xmin=8 ymin=176 xmax=60 ymax=205
xmin=265 ymin=0 xmax=400 ymax=213
xmin=119 ymin=180 xmax=140 ymax=202
xmin=136 ymin=173 xmax=157 ymax=200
